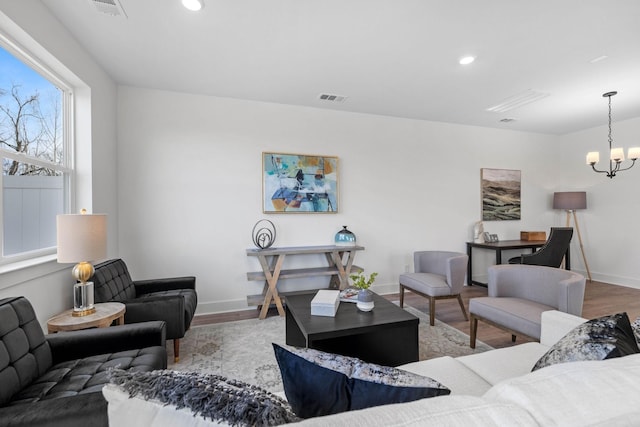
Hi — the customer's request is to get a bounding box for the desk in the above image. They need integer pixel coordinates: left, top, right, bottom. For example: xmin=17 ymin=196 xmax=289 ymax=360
xmin=47 ymin=302 xmax=125 ymax=333
xmin=246 ymin=245 xmax=364 ymax=319
xmin=466 ymin=240 xmax=569 ymax=286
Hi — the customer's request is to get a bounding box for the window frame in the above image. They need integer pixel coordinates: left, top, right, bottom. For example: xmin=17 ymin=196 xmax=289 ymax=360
xmin=0 ymin=33 xmax=75 ymax=267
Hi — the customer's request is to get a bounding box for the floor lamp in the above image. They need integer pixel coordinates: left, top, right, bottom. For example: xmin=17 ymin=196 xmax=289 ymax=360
xmin=553 ymin=192 xmax=592 ymax=281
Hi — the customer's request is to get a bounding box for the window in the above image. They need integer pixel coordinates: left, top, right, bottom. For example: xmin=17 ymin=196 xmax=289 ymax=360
xmin=0 ymin=41 xmax=73 ymax=264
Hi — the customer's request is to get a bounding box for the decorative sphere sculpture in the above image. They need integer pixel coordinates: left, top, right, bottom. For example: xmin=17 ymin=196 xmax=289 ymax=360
xmin=252 ymin=219 xmax=276 ymax=249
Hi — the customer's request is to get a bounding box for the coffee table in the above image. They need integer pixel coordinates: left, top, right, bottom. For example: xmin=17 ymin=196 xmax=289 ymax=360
xmin=285 ymin=292 xmax=419 ymax=366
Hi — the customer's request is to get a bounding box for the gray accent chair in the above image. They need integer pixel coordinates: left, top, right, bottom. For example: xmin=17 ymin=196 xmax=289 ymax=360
xmin=469 ymin=264 xmax=586 ymax=348
xmin=399 ymin=251 xmax=469 ymax=326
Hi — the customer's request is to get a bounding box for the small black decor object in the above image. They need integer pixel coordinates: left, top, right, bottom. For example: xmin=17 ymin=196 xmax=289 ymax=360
xmin=252 ymin=219 xmax=276 ymax=249
xmin=335 ymin=226 xmax=356 ymax=246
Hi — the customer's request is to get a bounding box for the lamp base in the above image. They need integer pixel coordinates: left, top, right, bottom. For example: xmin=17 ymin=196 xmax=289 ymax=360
xmin=73 ymin=281 xmax=96 ymax=317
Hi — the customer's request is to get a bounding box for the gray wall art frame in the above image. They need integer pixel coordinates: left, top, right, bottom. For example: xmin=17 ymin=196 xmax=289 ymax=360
xmin=481 ymin=168 xmax=521 ymax=221
xmin=262 ymin=152 xmax=339 ymax=213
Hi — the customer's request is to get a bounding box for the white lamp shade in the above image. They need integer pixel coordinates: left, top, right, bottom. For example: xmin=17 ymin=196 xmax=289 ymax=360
xmin=56 ymin=214 xmax=107 ymax=263
xmin=553 ymin=192 xmax=587 ymax=210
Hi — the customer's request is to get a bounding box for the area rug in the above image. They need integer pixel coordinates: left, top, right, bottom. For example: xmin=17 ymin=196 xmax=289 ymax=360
xmin=167 ymin=304 xmax=493 ymax=393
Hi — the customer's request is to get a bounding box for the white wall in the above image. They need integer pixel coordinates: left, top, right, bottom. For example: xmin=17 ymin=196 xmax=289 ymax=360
xmin=117 ymin=86 xmax=570 ymax=314
xmin=557 ymin=116 xmax=640 ymax=288
xmin=0 ymin=1 xmax=118 ymax=328
xmin=2 ymin=1 xmax=639 ymax=323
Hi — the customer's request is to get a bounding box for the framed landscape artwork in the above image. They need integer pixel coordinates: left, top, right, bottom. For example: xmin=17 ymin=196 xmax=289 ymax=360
xmin=263 ymin=152 xmax=339 ymax=213
xmin=481 ymin=168 xmax=521 ymax=221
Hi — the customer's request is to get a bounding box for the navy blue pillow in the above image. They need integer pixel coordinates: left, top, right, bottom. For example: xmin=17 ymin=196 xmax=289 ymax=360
xmin=272 ymin=344 xmax=351 ymax=418
xmin=272 ymin=344 xmax=450 ymax=418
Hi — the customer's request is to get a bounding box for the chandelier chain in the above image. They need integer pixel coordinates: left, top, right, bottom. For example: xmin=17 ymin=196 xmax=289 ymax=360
xmin=607 ymin=95 xmax=613 ymax=149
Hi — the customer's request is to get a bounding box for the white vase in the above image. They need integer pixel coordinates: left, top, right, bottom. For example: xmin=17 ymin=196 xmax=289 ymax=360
xmin=356 ymin=289 xmax=374 ymax=312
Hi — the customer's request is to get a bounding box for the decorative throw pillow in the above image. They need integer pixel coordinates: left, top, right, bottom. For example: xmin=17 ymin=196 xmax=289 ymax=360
xmin=107 ymin=369 xmax=299 ymax=426
xmin=532 ymin=312 xmax=640 ymax=372
xmin=272 ymin=343 xmax=450 ymax=419
xmin=632 ymin=316 xmax=640 ymax=345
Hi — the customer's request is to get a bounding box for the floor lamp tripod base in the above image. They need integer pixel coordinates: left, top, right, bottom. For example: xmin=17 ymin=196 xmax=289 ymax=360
xmin=566 ymin=210 xmax=592 ymax=282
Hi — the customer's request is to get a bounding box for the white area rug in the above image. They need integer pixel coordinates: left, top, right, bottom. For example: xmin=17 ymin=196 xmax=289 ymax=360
xmin=167 ymin=304 xmax=493 ymax=393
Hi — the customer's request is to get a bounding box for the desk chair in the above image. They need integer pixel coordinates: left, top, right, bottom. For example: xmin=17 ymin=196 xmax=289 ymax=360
xmin=508 ymin=227 xmax=573 ymax=268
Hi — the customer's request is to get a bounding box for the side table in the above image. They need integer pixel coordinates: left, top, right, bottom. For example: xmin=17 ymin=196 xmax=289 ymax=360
xmin=47 ymin=302 xmax=126 ymax=333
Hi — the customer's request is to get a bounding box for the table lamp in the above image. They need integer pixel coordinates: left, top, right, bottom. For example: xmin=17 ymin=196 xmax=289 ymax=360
xmin=552 ymin=192 xmax=591 ymax=281
xmin=56 ymin=210 xmax=107 ymax=316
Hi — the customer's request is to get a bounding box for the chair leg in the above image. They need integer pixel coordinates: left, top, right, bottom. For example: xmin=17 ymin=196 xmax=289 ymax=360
xmin=429 ymin=297 xmax=435 ymax=326
xmin=456 ymin=294 xmax=468 ymax=321
xmin=399 ymin=285 xmax=405 ymax=308
xmin=470 ymin=315 xmax=478 ymax=349
xmin=174 ymin=339 xmax=180 ymax=363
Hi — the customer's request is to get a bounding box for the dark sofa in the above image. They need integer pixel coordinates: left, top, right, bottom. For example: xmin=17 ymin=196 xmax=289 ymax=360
xmin=0 ymin=296 xmax=167 ymax=427
xmin=92 ymin=258 xmax=197 ymax=362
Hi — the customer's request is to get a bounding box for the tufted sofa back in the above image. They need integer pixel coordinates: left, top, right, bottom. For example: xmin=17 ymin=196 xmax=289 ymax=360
xmin=0 ymin=297 xmax=53 ymax=406
xmin=92 ymin=259 xmax=137 ymax=303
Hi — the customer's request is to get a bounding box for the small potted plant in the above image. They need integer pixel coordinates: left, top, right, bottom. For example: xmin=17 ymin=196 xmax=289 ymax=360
xmin=349 ymin=271 xmax=378 ymax=312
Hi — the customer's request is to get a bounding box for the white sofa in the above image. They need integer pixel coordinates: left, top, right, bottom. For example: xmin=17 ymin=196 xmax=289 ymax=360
xmin=104 ymin=310 xmax=640 ymax=426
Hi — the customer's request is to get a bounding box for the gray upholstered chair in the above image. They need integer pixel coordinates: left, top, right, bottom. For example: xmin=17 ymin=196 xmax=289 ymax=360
xmin=399 ymin=251 xmax=469 ymax=326
xmin=508 ymin=227 xmax=573 ymax=268
xmin=469 ymin=264 xmax=586 ymax=348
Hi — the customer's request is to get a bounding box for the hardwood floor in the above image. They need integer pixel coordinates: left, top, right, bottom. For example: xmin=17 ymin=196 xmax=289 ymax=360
xmin=193 ymin=280 xmax=640 ymax=350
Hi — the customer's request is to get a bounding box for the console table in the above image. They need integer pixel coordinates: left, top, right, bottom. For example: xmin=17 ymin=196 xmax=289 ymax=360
xmin=246 ymin=245 xmax=364 ymax=319
xmin=466 ymin=240 xmax=564 ymax=286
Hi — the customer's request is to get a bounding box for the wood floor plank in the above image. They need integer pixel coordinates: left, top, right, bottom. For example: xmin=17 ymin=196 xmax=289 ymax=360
xmin=192 ymin=280 xmax=640 ymax=350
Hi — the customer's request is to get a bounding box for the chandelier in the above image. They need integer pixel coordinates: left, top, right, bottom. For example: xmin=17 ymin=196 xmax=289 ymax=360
xmin=586 ymin=91 xmax=640 ymax=178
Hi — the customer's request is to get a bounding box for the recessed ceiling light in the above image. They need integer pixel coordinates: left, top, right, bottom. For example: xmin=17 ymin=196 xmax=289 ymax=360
xmin=459 ymin=56 xmax=476 ymax=65
xmin=182 ymin=0 xmax=204 ymax=11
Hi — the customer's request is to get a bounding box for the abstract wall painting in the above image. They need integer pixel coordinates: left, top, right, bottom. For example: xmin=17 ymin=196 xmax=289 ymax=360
xmin=263 ymin=152 xmax=338 ymax=213
xmin=481 ymin=168 xmax=521 ymax=221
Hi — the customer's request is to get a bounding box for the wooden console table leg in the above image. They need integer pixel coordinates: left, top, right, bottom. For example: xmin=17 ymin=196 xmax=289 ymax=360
xmin=329 ymin=250 xmax=356 ymax=290
xmin=258 ymin=254 xmax=286 ymax=319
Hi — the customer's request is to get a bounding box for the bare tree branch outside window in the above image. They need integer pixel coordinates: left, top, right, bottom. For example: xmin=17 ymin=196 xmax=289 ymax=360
xmin=0 ymin=83 xmax=62 ymax=176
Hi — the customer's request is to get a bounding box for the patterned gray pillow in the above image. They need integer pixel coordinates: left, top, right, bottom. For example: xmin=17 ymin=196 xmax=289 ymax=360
xmin=108 ymin=369 xmax=299 ymax=426
xmin=632 ymin=316 xmax=640 ymax=345
xmin=532 ymin=312 xmax=640 ymax=372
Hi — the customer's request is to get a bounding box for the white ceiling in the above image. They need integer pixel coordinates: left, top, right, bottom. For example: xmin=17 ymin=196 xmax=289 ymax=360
xmin=42 ymin=0 xmax=640 ymax=135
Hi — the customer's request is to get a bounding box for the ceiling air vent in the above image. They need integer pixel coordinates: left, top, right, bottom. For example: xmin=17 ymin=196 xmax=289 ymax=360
xmin=319 ymin=93 xmax=347 ymax=103
xmin=486 ymin=90 xmax=549 ymax=113
xmin=89 ymin=0 xmax=127 ymax=18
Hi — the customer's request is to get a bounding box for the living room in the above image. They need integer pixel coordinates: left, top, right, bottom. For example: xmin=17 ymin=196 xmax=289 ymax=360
xmin=1 ymin=1 xmax=639 ymax=324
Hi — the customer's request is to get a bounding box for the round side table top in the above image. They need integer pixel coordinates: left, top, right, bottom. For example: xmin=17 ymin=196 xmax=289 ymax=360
xmin=47 ymin=302 xmax=126 ymax=333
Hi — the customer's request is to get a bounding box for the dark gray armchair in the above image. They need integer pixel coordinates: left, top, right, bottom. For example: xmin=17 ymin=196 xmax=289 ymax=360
xmin=508 ymin=227 xmax=573 ymax=268
xmin=0 ymin=296 xmax=166 ymax=427
xmin=91 ymin=258 xmax=197 ymax=362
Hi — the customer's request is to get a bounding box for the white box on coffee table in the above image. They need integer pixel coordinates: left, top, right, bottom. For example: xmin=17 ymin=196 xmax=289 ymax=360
xmin=311 ymin=290 xmax=340 ymax=317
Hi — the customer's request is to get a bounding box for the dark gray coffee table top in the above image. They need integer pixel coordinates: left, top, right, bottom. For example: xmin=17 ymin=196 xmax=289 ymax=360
xmin=285 ymin=292 xmax=418 ymax=341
